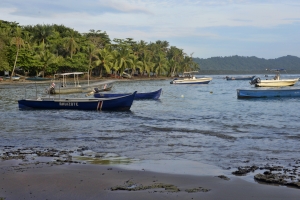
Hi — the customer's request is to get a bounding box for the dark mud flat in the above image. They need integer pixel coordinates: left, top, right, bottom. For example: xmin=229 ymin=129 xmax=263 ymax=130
xmin=1 ymin=147 xmax=300 ymax=200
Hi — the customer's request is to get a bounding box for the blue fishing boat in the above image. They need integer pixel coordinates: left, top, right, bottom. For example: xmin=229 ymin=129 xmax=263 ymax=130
xmin=225 ymin=75 xmax=255 ymax=81
xmin=93 ymin=88 xmax=162 ymax=100
xmin=18 ymin=92 xmax=136 ymax=111
xmin=237 ymin=88 xmax=300 ymax=98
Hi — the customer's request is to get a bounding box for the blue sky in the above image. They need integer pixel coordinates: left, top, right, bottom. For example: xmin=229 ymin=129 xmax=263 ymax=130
xmin=1 ymin=0 xmax=300 ymax=59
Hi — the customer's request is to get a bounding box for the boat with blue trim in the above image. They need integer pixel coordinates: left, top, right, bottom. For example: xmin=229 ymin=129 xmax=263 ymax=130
xmin=237 ymin=88 xmax=300 ymax=98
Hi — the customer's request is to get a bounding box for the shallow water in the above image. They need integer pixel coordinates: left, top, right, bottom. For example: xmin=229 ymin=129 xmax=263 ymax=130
xmin=1 ymin=75 xmax=300 ymax=178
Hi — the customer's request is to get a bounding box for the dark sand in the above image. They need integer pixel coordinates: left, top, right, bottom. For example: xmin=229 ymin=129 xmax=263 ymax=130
xmin=0 ymin=160 xmax=299 ymax=200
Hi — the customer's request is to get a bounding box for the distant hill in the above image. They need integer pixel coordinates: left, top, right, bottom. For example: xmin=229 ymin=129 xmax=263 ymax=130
xmin=193 ymin=55 xmax=300 ymax=74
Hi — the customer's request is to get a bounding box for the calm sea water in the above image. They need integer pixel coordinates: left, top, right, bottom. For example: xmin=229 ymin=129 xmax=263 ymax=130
xmin=1 ymin=75 xmax=300 ymax=177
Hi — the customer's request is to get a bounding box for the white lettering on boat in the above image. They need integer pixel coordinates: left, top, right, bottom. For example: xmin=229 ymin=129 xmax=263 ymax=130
xmin=59 ymin=102 xmax=79 ymax=106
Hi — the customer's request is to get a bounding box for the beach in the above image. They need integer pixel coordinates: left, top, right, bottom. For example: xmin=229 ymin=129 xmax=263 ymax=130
xmin=1 ymin=158 xmax=300 ymax=200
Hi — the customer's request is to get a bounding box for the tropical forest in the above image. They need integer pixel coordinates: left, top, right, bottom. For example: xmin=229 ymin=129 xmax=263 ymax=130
xmin=0 ymin=20 xmax=199 ymax=80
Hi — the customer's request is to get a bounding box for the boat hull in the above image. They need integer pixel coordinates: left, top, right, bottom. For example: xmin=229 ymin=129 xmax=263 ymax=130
xmin=94 ymin=88 xmax=162 ymax=100
xmin=5 ymin=76 xmax=20 ymax=80
xmin=255 ymin=79 xmax=298 ymax=87
xmin=170 ymin=78 xmax=212 ymax=84
xmin=237 ymin=89 xmax=300 ymax=98
xmin=18 ymin=92 xmax=136 ymax=111
xmin=26 ymin=77 xmax=51 ymax=81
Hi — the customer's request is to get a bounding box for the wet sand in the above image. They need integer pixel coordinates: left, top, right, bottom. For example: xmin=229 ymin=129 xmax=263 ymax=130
xmin=0 ymin=160 xmax=299 ymax=200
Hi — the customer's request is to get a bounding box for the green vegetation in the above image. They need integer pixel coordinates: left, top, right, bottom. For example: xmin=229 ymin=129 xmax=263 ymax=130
xmin=194 ymin=55 xmax=300 ymax=74
xmin=0 ymin=20 xmax=199 ymax=80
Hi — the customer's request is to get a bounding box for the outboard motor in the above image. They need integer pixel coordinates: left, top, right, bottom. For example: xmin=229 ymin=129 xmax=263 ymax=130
xmin=45 ymin=82 xmax=56 ymax=94
xmin=250 ymin=77 xmax=261 ymax=85
xmin=170 ymin=78 xmax=177 ymax=84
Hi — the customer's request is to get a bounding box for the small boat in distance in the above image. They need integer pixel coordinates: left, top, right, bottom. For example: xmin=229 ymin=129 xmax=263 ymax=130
xmin=237 ymin=88 xmax=300 ymax=98
xmin=26 ymin=76 xmax=52 ymax=81
xmin=170 ymin=71 xmax=212 ymax=84
xmin=5 ymin=76 xmax=20 ymax=81
xmin=93 ymin=88 xmax=162 ymax=100
xmin=225 ymin=75 xmax=255 ymax=81
xmin=18 ymin=92 xmax=136 ymax=111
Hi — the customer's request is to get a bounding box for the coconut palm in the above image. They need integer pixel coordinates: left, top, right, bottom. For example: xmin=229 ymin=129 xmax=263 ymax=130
xmin=10 ymin=26 xmax=25 ymax=80
xmin=181 ymin=53 xmax=199 ymax=72
xmin=131 ymin=55 xmax=143 ymax=77
xmin=64 ymin=29 xmax=79 ymax=59
xmin=153 ymin=51 xmax=168 ymax=77
xmin=94 ymin=47 xmax=114 ymax=77
xmin=85 ymin=43 xmax=98 ymax=78
xmin=32 ymin=24 xmax=54 ymax=49
xmin=141 ymin=50 xmax=155 ymax=77
xmin=168 ymin=46 xmax=185 ymax=76
xmin=36 ymin=50 xmax=55 ymax=77
xmin=113 ymin=45 xmax=134 ymax=77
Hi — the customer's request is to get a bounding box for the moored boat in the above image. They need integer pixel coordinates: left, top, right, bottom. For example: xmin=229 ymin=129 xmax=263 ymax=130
xmin=18 ymin=92 xmax=136 ymax=111
xmin=170 ymin=71 xmax=212 ymax=84
xmin=250 ymin=69 xmax=298 ymax=87
xmin=26 ymin=76 xmax=52 ymax=81
xmin=94 ymin=88 xmax=162 ymax=100
xmin=5 ymin=76 xmax=20 ymax=81
xmin=237 ymin=88 xmax=300 ymax=98
xmin=46 ymin=72 xmax=115 ymax=94
xmin=225 ymin=75 xmax=255 ymax=80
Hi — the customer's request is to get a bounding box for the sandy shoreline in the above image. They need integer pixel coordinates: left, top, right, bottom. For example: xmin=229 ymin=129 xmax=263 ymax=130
xmin=0 ymin=160 xmax=299 ymax=200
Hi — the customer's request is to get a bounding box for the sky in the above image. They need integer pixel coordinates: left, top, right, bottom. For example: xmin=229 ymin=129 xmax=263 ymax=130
xmin=1 ymin=0 xmax=300 ymax=59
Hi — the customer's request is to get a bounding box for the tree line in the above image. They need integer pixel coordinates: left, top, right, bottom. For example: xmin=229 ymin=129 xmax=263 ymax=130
xmin=0 ymin=20 xmax=199 ymax=80
xmin=194 ymin=55 xmax=300 ymax=74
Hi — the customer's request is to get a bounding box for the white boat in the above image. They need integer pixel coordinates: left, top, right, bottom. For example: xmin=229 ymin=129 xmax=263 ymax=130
xmin=4 ymin=75 xmax=20 ymax=81
xmin=170 ymin=71 xmax=212 ymax=84
xmin=46 ymin=72 xmax=115 ymax=94
xmin=250 ymin=69 xmax=298 ymax=87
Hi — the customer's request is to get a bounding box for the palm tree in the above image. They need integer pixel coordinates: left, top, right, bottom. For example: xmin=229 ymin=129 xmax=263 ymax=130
xmin=113 ymin=45 xmax=134 ymax=77
xmin=36 ymin=50 xmax=55 ymax=77
xmin=131 ymin=55 xmax=143 ymax=77
xmin=153 ymin=51 xmax=168 ymax=77
xmin=64 ymin=29 xmax=79 ymax=59
xmin=141 ymin=50 xmax=155 ymax=77
xmin=32 ymin=24 xmax=54 ymax=49
xmin=181 ymin=53 xmax=199 ymax=73
xmin=94 ymin=47 xmax=114 ymax=77
xmin=168 ymin=46 xmax=185 ymax=76
xmin=85 ymin=43 xmax=98 ymax=78
xmin=10 ymin=26 xmax=25 ymax=80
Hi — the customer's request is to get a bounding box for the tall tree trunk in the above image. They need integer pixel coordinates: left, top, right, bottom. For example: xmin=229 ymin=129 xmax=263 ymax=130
xmin=99 ymin=65 xmax=103 ymax=78
xmin=11 ymin=48 xmax=19 ymax=81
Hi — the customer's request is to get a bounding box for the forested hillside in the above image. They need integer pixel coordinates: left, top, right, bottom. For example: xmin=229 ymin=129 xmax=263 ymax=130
xmin=0 ymin=20 xmax=198 ymax=79
xmin=194 ymin=55 xmax=300 ymax=74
